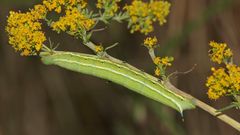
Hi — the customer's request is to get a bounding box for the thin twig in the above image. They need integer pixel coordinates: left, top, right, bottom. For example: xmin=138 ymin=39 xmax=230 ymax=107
xmin=164 ymin=81 xmax=240 ymax=132
xmin=90 ymin=27 xmax=107 ymax=33
xmin=105 ymin=43 xmax=119 ymax=51
xmin=167 ymin=64 xmax=197 ymax=80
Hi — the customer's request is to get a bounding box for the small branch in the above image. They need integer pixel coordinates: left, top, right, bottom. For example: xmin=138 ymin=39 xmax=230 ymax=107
xmin=84 ymin=41 xmax=123 ymax=63
xmin=85 ymin=42 xmax=96 ymax=51
xmin=90 ymin=27 xmax=107 ymax=33
xmin=148 ymin=48 xmax=156 ymax=61
xmin=105 ymin=43 xmax=119 ymax=51
xmin=195 ymin=100 xmax=240 ymax=131
xmin=167 ymin=64 xmax=197 ymax=80
xmin=165 ymin=82 xmax=240 ymax=132
xmin=217 ymin=102 xmax=239 ymax=112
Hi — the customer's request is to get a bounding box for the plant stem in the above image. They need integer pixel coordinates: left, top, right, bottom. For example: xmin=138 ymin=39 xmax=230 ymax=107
xmin=84 ymin=41 xmax=125 ymax=63
xmin=165 ymin=82 xmax=240 ymax=132
xmin=195 ymin=100 xmax=240 ymax=131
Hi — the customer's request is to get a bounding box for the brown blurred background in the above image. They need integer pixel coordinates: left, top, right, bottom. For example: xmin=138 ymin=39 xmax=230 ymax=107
xmin=0 ymin=0 xmax=240 ymax=135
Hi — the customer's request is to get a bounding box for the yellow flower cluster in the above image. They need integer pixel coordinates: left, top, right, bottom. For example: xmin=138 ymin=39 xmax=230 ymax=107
xmin=149 ymin=0 xmax=171 ymax=25
xmin=124 ymin=0 xmax=171 ymax=34
xmin=43 ymin=0 xmax=87 ymax=13
xmin=31 ymin=4 xmax=48 ymax=19
xmin=95 ymin=45 xmax=104 ymax=53
xmin=6 ymin=5 xmax=47 ymax=56
xmin=144 ymin=36 xmax=158 ymax=48
xmin=143 ymin=37 xmax=174 ymax=77
xmin=6 ymin=0 xmax=91 ymax=56
xmin=153 ymin=56 xmax=174 ymax=76
xmin=51 ymin=7 xmax=95 ymax=34
xmin=154 ymin=56 xmax=173 ymax=77
xmin=206 ymin=64 xmax=240 ymax=100
xmin=154 ymin=56 xmax=174 ymax=67
xmin=42 ymin=0 xmax=94 ymax=35
xmin=227 ymin=64 xmax=240 ymax=91
xmin=209 ymin=41 xmax=233 ymax=64
xmin=96 ymin=0 xmax=121 ymax=17
xmin=155 ymin=67 xmax=161 ymax=76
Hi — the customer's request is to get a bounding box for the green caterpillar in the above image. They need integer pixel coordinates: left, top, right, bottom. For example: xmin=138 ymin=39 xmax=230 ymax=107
xmin=40 ymin=51 xmax=195 ymax=114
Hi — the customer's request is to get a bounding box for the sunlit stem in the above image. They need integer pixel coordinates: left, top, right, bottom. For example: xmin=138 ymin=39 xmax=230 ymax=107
xmin=148 ymin=48 xmax=156 ymax=61
xmin=84 ymin=41 xmax=123 ymax=63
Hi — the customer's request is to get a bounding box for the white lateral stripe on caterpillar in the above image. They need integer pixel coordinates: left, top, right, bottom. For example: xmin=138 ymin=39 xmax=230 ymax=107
xmin=60 ymin=52 xmax=186 ymax=100
xmin=53 ymin=58 xmax=183 ymax=113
